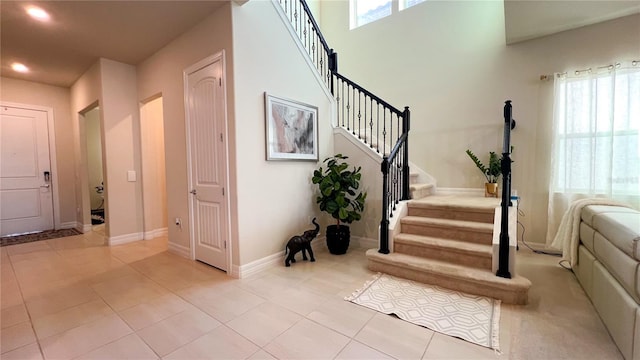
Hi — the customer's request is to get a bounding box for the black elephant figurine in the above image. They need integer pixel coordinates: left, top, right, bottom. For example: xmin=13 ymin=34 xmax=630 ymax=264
xmin=285 ymin=218 xmax=320 ymax=267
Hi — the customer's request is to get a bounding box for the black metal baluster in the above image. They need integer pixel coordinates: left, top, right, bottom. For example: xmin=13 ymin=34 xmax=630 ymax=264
xmin=346 ymin=85 xmax=350 ymax=131
xmin=368 ymin=99 xmax=373 ymax=148
xmin=357 ymin=92 xmax=362 ymax=139
xmin=394 ymin=158 xmax=399 ymax=211
xmin=390 ymin=113 xmax=395 ymax=156
xmin=363 ymin=95 xmax=368 ymax=145
xmin=383 ymin=108 xmax=387 ymax=155
xmin=340 ymin=79 xmax=349 ymax=127
xmin=376 ymin=103 xmax=380 ymax=153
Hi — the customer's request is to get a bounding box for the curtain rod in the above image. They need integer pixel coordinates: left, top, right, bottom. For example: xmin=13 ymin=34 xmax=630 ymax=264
xmin=540 ymin=59 xmax=640 ymax=81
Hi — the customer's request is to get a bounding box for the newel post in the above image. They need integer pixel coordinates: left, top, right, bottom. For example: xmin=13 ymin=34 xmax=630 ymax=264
xmin=402 ymin=107 xmax=411 ymax=201
xmin=379 ymin=157 xmax=390 ymax=254
xmin=496 ymin=100 xmax=512 ymax=279
xmin=328 ymin=49 xmax=338 ymax=96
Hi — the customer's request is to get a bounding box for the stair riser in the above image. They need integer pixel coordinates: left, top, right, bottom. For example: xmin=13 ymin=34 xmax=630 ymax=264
xmin=367 ymin=258 xmax=527 ymax=305
xmin=394 ymin=242 xmax=491 ymax=270
xmin=408 ymin=207 xmax=493 ymax=223
xmin=401 ymin=223 xmax=493 ymax=244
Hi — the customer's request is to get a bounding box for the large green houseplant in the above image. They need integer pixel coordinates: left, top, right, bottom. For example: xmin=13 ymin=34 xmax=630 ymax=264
xmin=312 ymin=154 xmax=367 ymax=254
xmin=465 ymin=149 xmax=501 ymax=197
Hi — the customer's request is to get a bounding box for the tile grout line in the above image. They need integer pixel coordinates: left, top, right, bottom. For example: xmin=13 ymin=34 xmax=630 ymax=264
xmin=4 ymin=244 xmax=46 ymax=359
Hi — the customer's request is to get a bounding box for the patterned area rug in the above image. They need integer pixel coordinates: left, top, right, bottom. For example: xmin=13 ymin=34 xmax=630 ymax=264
xmin=346 ymin=273 xmax=501 ymax=350
xmin=1 ymin=228 xmax=82 ymax=247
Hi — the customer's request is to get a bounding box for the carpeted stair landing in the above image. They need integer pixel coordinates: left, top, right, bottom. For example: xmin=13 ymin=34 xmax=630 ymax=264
xmin=367 ymin=195 xmax=531 ymax=305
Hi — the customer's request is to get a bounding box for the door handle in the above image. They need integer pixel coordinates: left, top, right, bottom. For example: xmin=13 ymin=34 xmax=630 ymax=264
xmin=40 ymin=184 xmax=50 ymax=188
xmin=190 ymin=189 xmax=197 ymax=195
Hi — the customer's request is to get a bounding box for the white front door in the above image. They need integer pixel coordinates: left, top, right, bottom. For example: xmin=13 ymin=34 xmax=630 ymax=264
xmin=0 ymin=105 xmax=54 ymax=236
xmin=185 ymin=54 xmax=229 ymax=271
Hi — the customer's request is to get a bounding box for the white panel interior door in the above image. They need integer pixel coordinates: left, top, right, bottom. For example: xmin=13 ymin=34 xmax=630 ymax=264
xmin=0 ymin=106 xmax=54 ymax=236
xmin=186 ymin=55 xmax=229 ymax=271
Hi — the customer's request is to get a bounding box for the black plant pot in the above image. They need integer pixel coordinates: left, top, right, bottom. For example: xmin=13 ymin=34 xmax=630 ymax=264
xmin=326 ymin=225 xmax=350 ymax=255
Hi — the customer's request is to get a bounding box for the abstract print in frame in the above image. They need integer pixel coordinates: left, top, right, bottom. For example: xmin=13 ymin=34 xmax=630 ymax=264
xmin=265 ymin=93 xmax=318 ymax=161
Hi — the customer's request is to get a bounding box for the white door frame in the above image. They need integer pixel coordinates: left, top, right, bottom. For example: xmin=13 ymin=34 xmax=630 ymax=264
xmin=0 ymin=101 xmax=61 ymax=230
xmin=183 ymin=50 xmax=232 ymax=269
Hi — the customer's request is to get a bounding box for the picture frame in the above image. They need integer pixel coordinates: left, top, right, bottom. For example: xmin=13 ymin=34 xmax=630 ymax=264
xmin=265 ymin=92 xmax=319 ymax=161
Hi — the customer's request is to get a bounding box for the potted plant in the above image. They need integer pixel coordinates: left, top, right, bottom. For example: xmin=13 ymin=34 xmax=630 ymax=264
xmin=312 ymin=154 xmax=367 ymax=254
xmin=465 ymin=149 xmax=501 ymax=197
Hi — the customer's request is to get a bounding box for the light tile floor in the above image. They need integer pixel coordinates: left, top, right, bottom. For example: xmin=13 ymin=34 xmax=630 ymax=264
xmin=0 ymin=230 xmax=623 ymax=359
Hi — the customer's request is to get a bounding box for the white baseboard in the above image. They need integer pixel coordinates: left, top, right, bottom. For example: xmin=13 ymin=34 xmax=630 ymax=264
xmin=235 ymin=236 xmax=327 ymax=279
xmin=144 ymin=228 xmax=168 ymax=240
xmin=351 ymin=236 xmax=378 ymax=249
xmin=233 ymin=234 xmax=375 ymax=279
xmin=82 ymin=223 xmax=93 ymax=233
xmin=234 ymin=251 xmax=285 ymax=279
xmin=168 ymin=242 xmax=191 ymax=259
xmin=59 ymin=222 xmax=77 ymax=230
xmin=108 ymin=232 xmax=143 ymax=246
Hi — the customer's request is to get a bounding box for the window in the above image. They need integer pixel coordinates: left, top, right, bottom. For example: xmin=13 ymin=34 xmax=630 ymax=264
xmin=350 ymin=0 xmax=427 ymax=29
xmin=399 ymin=0 xmax=426 ymax=11
xmin=552 ymin=64 xmax=640 ymax=196
xmin=351 ymin=0 xmax=392 ymax=29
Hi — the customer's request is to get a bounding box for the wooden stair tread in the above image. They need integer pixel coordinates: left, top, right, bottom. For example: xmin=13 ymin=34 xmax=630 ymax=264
xmin=409 ymin=183 xmax=434 ymax=190
xmin=366 ymin=249 xmax=531 ymax=292
xmin=408 ymin=200 xmax=497 ymax=213
xmin=394 ymin=233 xmax=492 ymax=256
xmin=401 ymin=216 xmax=494 ymax=232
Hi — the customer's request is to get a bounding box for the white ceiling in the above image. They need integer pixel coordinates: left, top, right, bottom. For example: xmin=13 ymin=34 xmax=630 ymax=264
xmin=1 ymin=0 xmax=638 ymax=88
xmin=504 ymin=0 xmax=640 ymax=44
xmin=0 ymin=1 xmax=228 ymax=87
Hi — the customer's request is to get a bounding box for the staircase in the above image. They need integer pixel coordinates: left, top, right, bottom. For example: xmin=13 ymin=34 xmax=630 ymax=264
xmin=274 ymin=0 xmax=528 ymax=304
xmin=366 ymin=195 xmax=531 ymax=305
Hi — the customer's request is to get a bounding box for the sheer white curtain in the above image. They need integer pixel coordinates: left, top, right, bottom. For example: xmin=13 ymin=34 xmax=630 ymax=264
xmin=546 ymin=61 xmax=640 ymax=249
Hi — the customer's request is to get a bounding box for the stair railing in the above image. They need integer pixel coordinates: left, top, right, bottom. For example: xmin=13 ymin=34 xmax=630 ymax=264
xmin=497 ymin=100 xmax=514 ymax=278
xmin=275 ymin=0 xmax=410 ymax=254
xmin=276 ymin=0 xmax=336 ymax=86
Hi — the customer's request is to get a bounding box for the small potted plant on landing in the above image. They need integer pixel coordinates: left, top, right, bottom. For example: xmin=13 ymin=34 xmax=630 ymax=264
xmin=465 ymin=149 xmax=501 ymax=197
xmin=312 ymin=154 xmax=367 ymax=254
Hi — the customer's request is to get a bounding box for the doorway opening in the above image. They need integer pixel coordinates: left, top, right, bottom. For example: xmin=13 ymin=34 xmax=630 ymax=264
xmin=82 ymin=105 xmax=106 ymax=234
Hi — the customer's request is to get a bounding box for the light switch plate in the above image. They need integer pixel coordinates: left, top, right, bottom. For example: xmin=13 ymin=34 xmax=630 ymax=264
xmin=127 ymin=170 xmax=136 ymax=182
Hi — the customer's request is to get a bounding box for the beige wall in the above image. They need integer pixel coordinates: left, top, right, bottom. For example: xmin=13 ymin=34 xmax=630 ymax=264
xmin=334 ymin=130 xmax=382 ymax=240
xmin=232 ymin=0 xmax=334 ymax=265
xmin=71 ymin=61 xmax=102 ymax=230
xmin=137 ymin=3 xmax=234 ymax=256
xmin=0 ymin=77 xmax=76 ymax=226
xmin=70 ymin=59 xmax=144 ymax=240
xmin=140 ymin=96 xmax=168 ymax=237
xmin=320 ymin=1 xmax=640 ymax=245
xmin=99 ymin=58 xmax=144 ymax=240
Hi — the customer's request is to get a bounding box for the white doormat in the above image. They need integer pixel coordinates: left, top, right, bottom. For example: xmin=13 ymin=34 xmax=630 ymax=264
xmin=346 ymin=273 xmax=501 ymax=350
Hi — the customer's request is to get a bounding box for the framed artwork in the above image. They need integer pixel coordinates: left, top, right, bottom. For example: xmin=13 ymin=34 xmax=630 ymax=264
xmin=265 ymin=93 xmax=318 ymax=161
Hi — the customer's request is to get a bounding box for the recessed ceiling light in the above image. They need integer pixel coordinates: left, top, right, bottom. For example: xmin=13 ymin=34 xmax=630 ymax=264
xmin=26 ymin=6 xmax=50 ymax=21
xmin=12 ymin=63 xmax=30 ymax=73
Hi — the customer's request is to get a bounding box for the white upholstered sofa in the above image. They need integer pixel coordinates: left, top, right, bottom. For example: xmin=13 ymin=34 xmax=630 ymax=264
xmin=574 ymin=205 xmax=640 ymax=359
